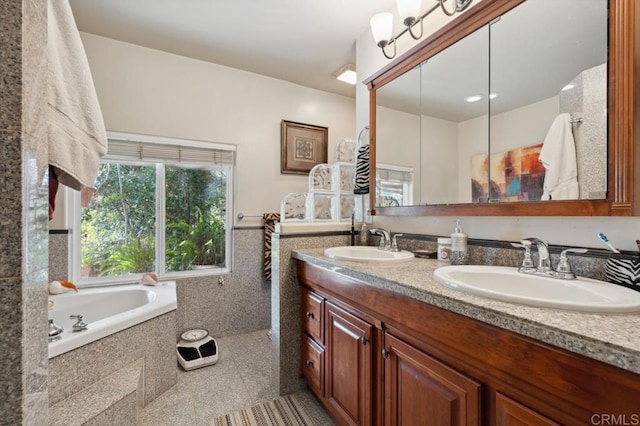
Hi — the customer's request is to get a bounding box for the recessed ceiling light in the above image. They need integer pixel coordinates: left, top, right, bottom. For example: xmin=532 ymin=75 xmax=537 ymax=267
xmin=489 ymin=92 xmax=498 ymax=99
xmin=335 ymin=64 xmax=357 ymax=85
xmin=562 ymin=84 xmax=575 ymax=91
xmin=464 ymin=95 xmax=483 ymax=103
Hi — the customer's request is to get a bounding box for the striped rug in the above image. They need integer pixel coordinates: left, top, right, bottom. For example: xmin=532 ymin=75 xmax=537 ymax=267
xmin=209 ymin=390 xmax=334 ymax=426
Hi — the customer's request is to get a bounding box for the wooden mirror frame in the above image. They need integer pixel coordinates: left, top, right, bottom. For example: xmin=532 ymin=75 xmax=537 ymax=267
xmin=364 ymin=0 xmax=636 ymax=217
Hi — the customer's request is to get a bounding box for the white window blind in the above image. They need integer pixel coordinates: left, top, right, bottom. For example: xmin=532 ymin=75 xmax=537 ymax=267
xmin=106 ymin=138 xmax=235 ymax=167
xmin=376 ymin=168 xmax=413 ymax=183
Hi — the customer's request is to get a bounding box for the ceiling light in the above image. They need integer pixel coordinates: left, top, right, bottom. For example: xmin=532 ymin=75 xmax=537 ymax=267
xmin=489 ymin=92 xmax=498 ymax=99
xmin=464 ymin=95 xmax=483 ymax=103
xmin=335 ymin=64 xmax=357 ymax=85
xmin=562 ymin=84 xmax=575 ymax=91
xmin=371 ymin=0 xmax=473 ymax=60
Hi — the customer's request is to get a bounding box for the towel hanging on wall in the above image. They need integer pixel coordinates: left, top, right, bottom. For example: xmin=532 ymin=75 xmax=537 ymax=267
xmin=354 ymin=126 xmax=370 ymax=195
xmin=539 ymin=113 xmax=579 ymax=200
xmin=47 ymin=0 xmax=108 ymax=195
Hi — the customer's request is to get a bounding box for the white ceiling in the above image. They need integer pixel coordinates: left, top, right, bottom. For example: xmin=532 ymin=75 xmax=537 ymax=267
xmin=68 ymin=0 xmax=396 ymax=98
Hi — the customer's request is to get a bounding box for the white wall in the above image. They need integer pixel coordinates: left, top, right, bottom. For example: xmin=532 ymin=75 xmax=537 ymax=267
xmin=376 ymin=105 xmax=421 ymax=202
xmin=356 ymin=3 xmax=640 ymax=251
xmin=52 ymin=33 xmax=355 ymax=229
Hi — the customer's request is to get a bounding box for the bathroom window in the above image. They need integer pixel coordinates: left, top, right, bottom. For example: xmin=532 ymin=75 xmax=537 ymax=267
xmin=72 ymin=133 xmax=235 ymax=284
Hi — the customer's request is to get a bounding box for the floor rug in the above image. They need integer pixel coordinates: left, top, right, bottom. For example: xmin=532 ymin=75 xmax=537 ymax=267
xmin=209 ymin=390 xmax=334 ymax=426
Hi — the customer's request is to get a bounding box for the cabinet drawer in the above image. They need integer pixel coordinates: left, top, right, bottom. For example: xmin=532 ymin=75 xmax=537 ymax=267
xmin=301 ymin=334 xmax=324 ymax=396
xmin=301 ymin=287 xmax=324 ymax=342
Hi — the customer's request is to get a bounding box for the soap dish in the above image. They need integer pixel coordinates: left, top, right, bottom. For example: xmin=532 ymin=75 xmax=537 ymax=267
xmin=412 ymin=249 xmax=437 ymax=259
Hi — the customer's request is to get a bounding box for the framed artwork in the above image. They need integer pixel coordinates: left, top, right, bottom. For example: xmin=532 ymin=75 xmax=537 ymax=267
xmin=281 ymin=120 xmax=328 ymax=174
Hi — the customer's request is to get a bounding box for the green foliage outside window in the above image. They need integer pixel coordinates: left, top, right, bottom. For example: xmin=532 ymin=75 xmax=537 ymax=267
xmin=81 ymin=162 xmax=227 ymax=278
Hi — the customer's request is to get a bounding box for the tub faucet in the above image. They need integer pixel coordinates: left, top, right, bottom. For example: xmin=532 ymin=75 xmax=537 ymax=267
xmin=523 ymin=238 xmax=551 ymax=272
xmin=70 ymin=314 xmax=88 ymax=332
xmin=369 ymin=228 xmax=391 ymax=250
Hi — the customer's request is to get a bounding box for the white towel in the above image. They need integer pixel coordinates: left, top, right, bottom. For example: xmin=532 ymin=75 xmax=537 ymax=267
xmin=48 ymin=0 xmax=107 ymax=190
xmin=538 ymin=113 xmax=579 ymax=200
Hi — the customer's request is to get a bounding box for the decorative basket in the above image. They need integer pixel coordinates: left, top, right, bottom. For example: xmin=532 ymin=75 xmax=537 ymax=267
xmin=605 ymin=253 xmax=640 ymax=291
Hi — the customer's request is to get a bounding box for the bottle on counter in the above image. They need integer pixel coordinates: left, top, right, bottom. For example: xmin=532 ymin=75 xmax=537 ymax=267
xmin=450 ymin=219 xmax=469 ymax=265
xmin=359 ymin=210 xmax=371 ymax=246
xmin=437 ymin=237 xmax=452 ymax=262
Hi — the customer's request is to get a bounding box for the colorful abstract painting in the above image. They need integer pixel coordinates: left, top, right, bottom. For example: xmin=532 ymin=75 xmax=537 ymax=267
xmin=471 ymin=143 xmax=545 ymax=203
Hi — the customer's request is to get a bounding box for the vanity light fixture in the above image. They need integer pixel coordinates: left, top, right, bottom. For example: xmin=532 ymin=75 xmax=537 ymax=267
xmin=464 ymin=95 xmax=483 ymax=103
xmin=335 ymin=64 xmax=357 ymax=85
xmin=371 ymin=0 xmax=473 ymax=60
xmin=489 ymin=92 xmax=498 ymax=99
xmin=562 ymin=84 xmax=575 ymax=91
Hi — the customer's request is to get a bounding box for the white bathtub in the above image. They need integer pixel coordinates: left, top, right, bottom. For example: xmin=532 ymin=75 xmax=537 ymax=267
xmin=48 ymin=281 xmax=177 ymax=358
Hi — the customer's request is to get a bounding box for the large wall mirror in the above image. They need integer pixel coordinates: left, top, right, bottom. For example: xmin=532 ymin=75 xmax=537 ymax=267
xmin=366 ymin=0 xmax=636 ymax=216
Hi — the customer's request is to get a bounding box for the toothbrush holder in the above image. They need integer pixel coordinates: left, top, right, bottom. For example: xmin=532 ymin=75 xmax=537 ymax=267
xmin=605 ymin=253 xmax=640 ymax=291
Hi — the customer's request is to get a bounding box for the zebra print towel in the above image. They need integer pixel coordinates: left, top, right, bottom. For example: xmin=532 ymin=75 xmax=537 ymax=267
xmin=263 ymin=213 xmax=280 ymax=281
xmin=354 ymin=144 xmax=370 ymax=195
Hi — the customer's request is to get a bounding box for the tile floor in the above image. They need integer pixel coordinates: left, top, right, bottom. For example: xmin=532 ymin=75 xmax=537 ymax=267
xmin=139 ymin=329 xmax=333 ymax=425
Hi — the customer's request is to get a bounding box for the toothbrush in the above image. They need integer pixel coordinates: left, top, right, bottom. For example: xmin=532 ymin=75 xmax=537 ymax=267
xmin=598 ymin=233 xmax=620 ymax=253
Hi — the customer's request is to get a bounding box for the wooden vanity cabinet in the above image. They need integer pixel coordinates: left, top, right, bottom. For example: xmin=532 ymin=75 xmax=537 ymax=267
xmin=325 ymin=301 xmax=374 ymax=426
xmin=495 ymin=393 xmax=559 ymax=426
xmin=298 ymin=261 xmax=640 ymax=425
xmin=383 ymin=332 xmax=481 ymax=426
xmin=301 ymin=287 xmax=374 ymax=425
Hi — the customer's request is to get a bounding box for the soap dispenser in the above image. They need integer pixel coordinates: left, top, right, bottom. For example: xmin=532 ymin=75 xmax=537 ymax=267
xmin=450 ymin=219 xmax=469 ymax=265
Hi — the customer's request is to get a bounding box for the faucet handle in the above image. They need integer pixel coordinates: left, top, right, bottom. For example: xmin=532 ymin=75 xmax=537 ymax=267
xmin=511 ymin=241 xmax=535 ymax=270
xmin=391 ymin=234 xmax=403 ymax=252
xmin=555 ymin=248 xmax=588 ymax=277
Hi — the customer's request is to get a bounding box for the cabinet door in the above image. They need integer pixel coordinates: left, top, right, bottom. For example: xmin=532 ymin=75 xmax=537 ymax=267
xmin=495 ymin=393 xmax=559 ymax=426
xmin=384 ymin=333 xmax=481 ymax=426
xmin=301 ymin=334 xmax=324 ymax=397
xmin=325 ymin=301 xmax=373 ymax=426
xmin=301 ymin=287 xmax=324 ymax=343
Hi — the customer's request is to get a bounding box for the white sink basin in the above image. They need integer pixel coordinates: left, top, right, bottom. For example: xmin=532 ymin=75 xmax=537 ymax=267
xmin=433 ymin=265 xmax=640 ymax=313
xmin=324 ymin=246 xmax=414 ymax=263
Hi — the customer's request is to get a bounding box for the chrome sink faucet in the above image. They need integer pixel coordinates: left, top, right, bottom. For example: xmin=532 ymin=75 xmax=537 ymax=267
xmin=512 ymin=238 xmax=588 ymax=280
xmin=523 ymin=237 xmax=551 ymax=272
xmin=369 ymin=228 xmax=391 ymax=250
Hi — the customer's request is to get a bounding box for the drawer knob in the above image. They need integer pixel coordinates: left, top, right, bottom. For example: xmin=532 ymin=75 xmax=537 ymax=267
xmin=361 ymin=336 xmax=369 ymax=345
xmin=382 ymin=348 xmax=390 ymax=359
xmin=306 ymin=359 xmax=313 ymax=367
xmin=305 ymin=311 xmax=313 ymax=319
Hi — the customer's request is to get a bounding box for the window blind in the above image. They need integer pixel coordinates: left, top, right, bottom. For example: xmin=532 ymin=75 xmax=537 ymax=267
xmin=376 ymin=168 xmax=413 ymax=183
xmin=106 ymin=138 xmax=235 ymax=167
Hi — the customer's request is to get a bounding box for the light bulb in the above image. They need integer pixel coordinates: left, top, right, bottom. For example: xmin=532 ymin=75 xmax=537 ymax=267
xmin=398 ymin=0 xmax=422 ymax=25
xmin=370 ymin=12 xmax=394 ymax=46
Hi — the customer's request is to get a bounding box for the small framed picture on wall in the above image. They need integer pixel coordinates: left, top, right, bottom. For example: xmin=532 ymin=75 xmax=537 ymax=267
xmin=281 ymin=120 xmax=328 ymax=174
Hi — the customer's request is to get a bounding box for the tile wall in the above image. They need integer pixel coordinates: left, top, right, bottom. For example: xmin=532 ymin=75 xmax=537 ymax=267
xmin=0 ymin=0 xmax=50 ymax=424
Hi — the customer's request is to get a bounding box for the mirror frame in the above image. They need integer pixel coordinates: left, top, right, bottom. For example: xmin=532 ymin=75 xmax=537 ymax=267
xmin=364 ymin=0 xmax=636 ymax=217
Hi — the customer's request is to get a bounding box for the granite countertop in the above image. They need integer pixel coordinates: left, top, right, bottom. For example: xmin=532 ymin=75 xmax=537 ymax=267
xmin=293 ymin=248 xmax=640 ymax=375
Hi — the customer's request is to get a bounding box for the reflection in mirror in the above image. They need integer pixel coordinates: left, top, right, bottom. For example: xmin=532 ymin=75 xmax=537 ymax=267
xmin=376 ymin=65 xmax=421 ymax=206
xmin=373 ymin=0 xmax=610 ymax=209
xmin=488 ymin=0 xmax=608 ymax=203
xmin=421 ymin=25 xmax=489 ymax=205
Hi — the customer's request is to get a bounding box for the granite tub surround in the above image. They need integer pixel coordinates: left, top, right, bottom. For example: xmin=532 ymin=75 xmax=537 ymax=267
xmin=49 ymin=311 xmax=177 ymax=408
xmin=271 ymin=223 xmax=352 ymax=395
xmin=293 ymin=248 xmax=640 ymax=374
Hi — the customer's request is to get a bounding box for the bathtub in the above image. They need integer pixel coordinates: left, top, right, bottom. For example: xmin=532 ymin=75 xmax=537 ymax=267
xmin=48 ymin=281 xmax=177 ymax=358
